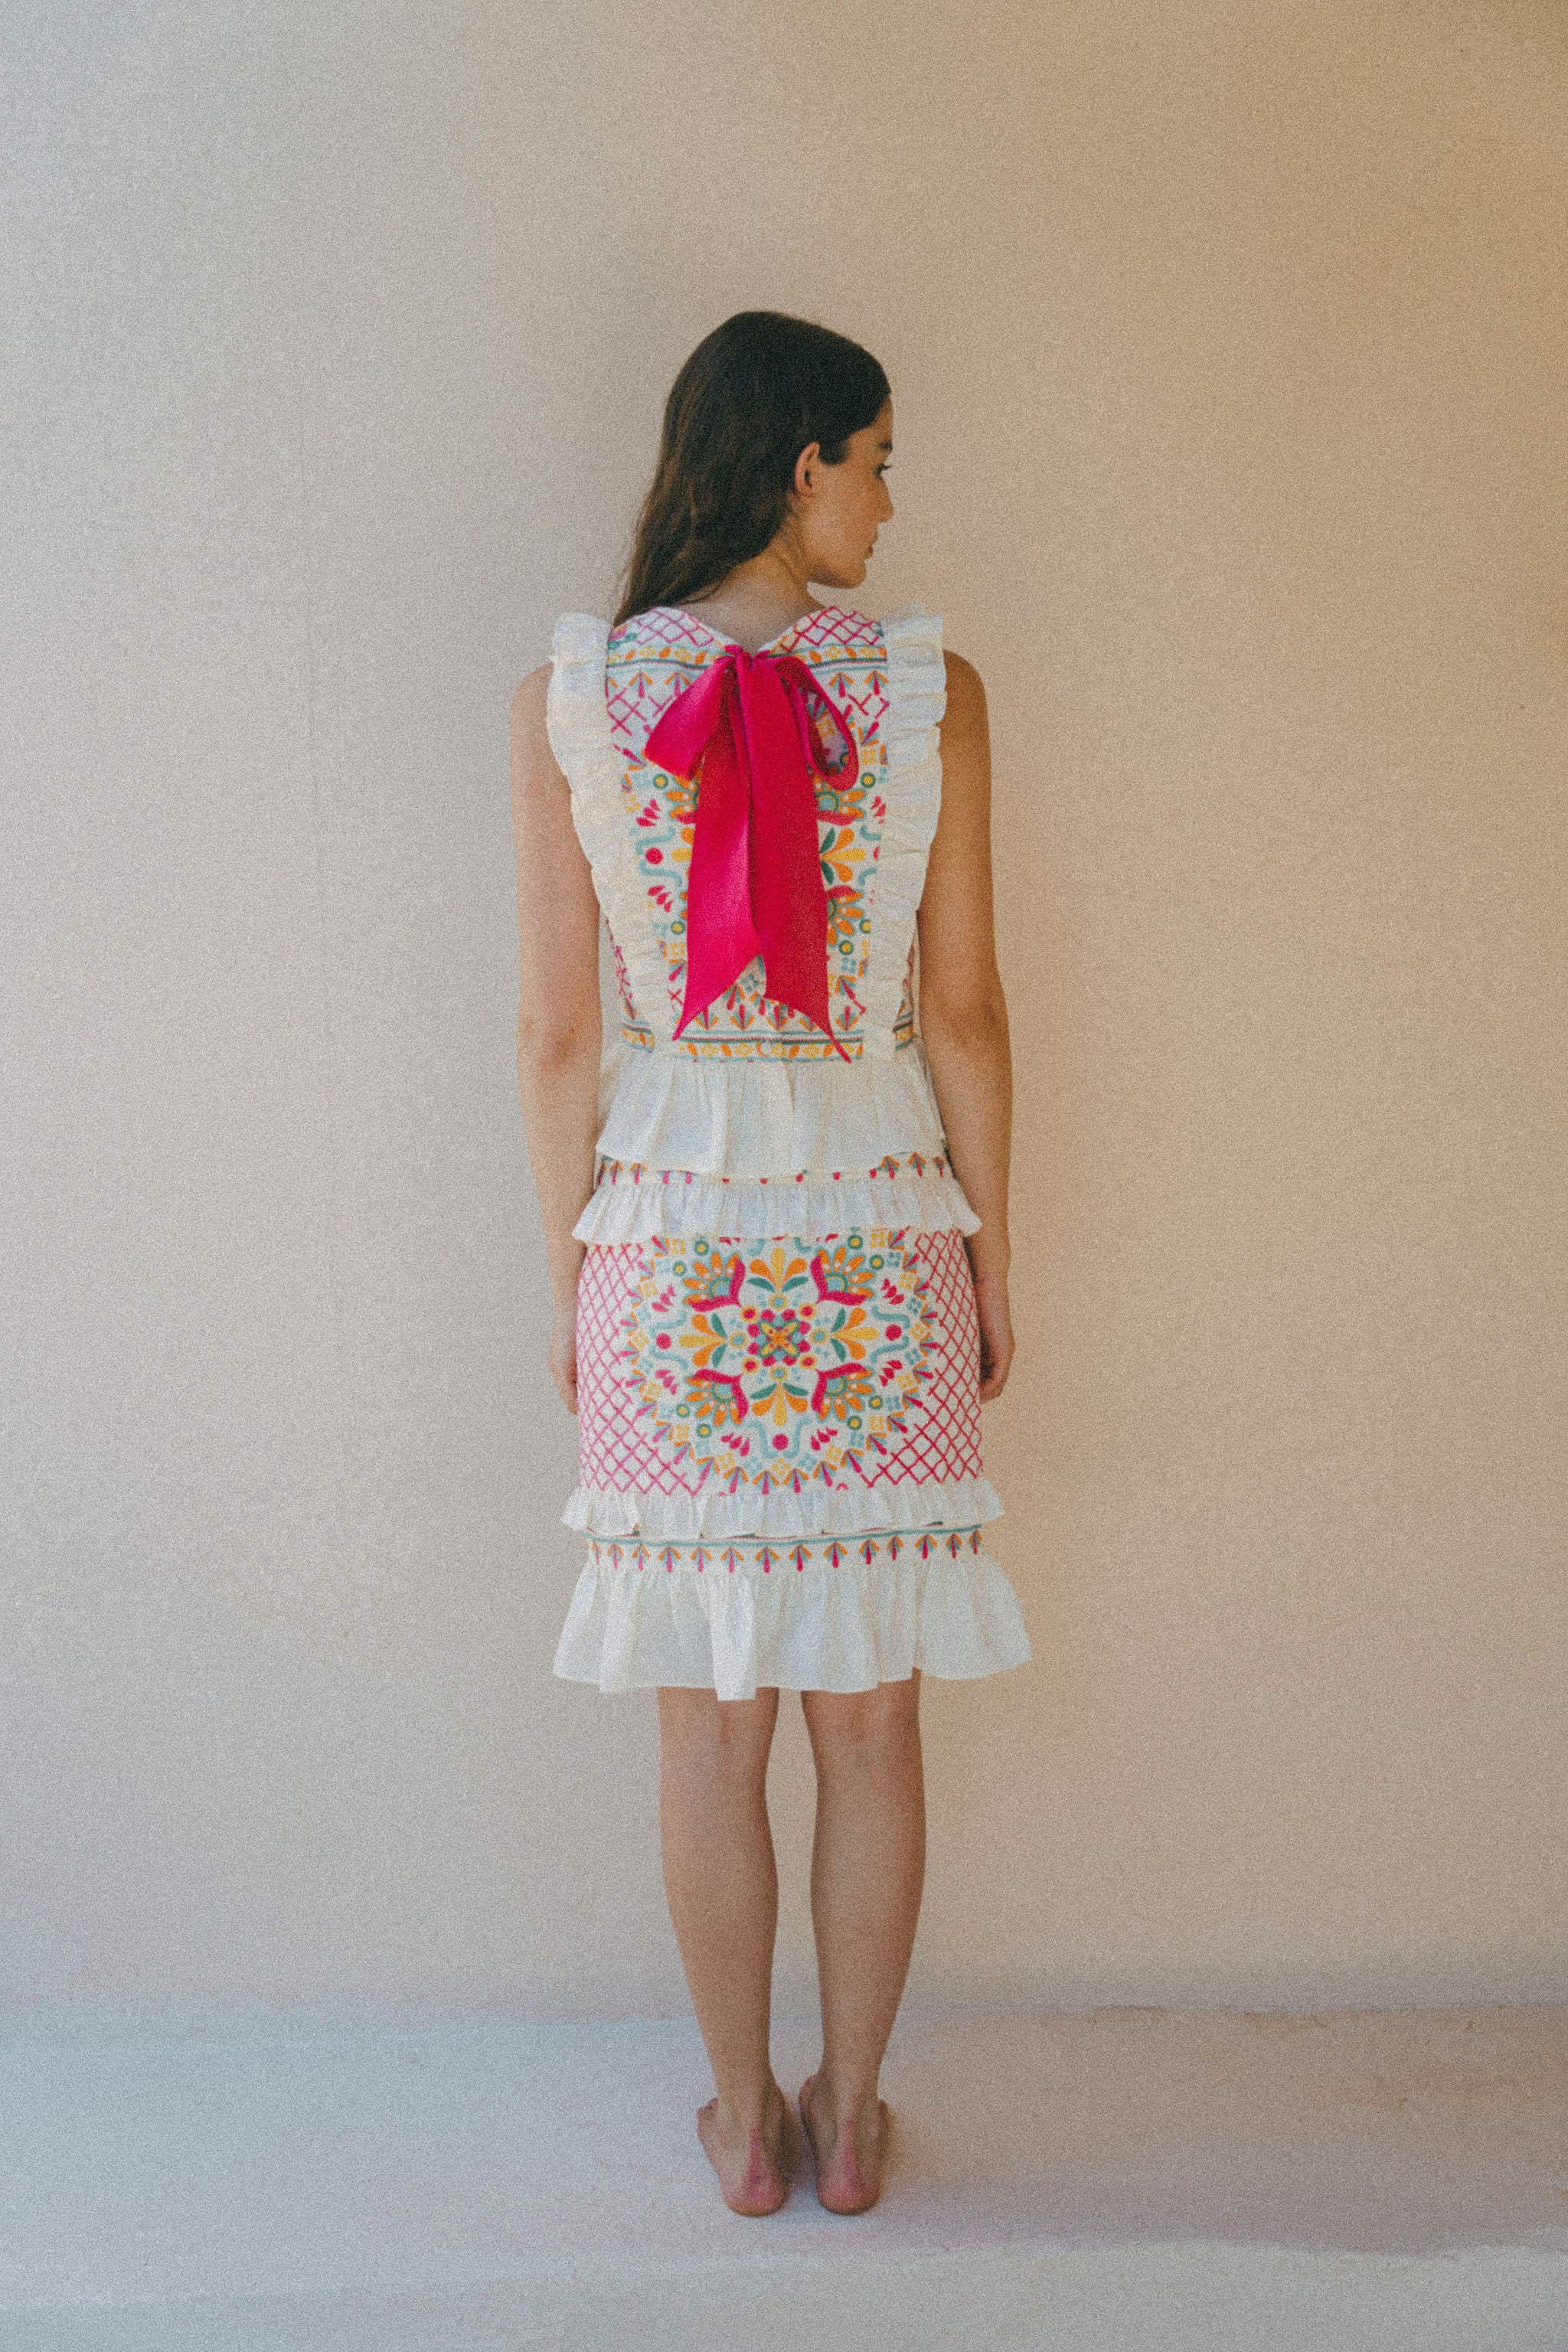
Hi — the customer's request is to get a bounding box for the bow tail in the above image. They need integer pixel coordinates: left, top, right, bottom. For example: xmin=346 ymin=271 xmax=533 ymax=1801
xmin=758 ymin=958 xmax=853 ymax=1063
xmin=743 ymin=662 xmax=853 ymax=1062
xmin=668 ymin=691 xmax=763 ymax=1040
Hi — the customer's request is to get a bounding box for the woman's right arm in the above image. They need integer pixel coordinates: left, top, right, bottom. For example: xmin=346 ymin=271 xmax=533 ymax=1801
xmin=508 ymin=664 xmax=603 ymax=1413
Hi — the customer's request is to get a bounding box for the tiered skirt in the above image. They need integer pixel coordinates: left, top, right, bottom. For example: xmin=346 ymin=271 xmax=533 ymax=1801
xmin=552 ymin=1060 xmax=1032 ymax=1700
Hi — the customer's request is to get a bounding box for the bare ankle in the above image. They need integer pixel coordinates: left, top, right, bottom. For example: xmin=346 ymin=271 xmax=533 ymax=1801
xmin=799 ymin=2069 xmax=890 ymax=2212
xmin=715 ymin=2079 xmax=782 ymax=2136
xmin=697 ymin=2083 xmax=797 ymax=2216
xmin=808 ymin=2069 xmax=880 ymax=2131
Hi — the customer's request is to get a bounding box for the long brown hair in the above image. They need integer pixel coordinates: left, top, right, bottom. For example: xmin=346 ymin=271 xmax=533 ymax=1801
xmin=612 ymin=312 xmax=890 ymax=627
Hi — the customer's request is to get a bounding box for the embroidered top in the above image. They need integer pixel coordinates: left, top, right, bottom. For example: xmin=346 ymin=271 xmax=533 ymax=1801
xmin=546 ymin=601 xmax=974 ymax=1227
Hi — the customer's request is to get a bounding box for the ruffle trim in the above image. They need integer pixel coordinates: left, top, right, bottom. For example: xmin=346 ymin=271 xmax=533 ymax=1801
xmin=594 ymin=1038 xmax=950 ymax=1181
xmin=562 ymin=1472 xmax=1003 ymax=1541
xmin=863 ymin=607 xmax=946 ymax=1063
xmin=546 ymin=615 xmax=675 ymax=1047
xmin=573 ymin=1165 xmax=980 ymax=1243
xmin=553 ymin=1530 xmax=1031 ymax=1701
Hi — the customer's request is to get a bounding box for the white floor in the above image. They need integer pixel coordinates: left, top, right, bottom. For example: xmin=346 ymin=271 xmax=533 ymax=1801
xmin=3 ymin=2005 xmax=1566 ymax=2350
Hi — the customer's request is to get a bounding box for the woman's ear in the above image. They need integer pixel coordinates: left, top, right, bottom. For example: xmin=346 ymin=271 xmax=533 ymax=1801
xmin=792 ymin=440 xmax=822 ymax=499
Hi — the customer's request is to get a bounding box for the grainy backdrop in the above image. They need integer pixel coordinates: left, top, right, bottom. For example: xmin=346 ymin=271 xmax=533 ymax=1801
xmin=4 ymin=0 xmax=1563 ymax=2037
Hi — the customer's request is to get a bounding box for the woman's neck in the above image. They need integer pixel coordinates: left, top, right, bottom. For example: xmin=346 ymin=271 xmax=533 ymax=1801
xmin=680 ymin=550 xmax=822 ymax=655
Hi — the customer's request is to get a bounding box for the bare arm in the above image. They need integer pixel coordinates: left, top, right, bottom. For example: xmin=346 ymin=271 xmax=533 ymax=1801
xmin=509 ymin=662 xmax=603 ymax=1412
xmin=916 ymin=650 xmax=1014 ymax=1400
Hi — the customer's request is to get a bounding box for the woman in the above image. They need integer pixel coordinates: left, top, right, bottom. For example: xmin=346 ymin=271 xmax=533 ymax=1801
xmin=508 ymin=311 xmax=1031 ymax=2219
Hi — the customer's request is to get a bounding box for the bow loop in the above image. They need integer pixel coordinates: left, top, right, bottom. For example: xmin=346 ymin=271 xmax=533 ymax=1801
xmin=638 ymin=654 xmax=733 ymax=779
xmin=642 ymin=645 xmax=856 ymax=1059
xmin=767 ymin=654 xmax=858 ymax=783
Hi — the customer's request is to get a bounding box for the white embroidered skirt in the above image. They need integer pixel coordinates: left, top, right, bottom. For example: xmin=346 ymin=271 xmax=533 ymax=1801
xmin=554 ymin=1188 xmax=1032 ymax=1700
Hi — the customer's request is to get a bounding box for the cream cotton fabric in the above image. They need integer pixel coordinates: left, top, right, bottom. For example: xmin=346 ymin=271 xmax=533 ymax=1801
xmin=541 ymin=600 xmax=1031 ymax=1700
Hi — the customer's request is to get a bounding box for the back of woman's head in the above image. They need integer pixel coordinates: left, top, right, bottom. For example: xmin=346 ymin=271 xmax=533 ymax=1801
xmin=613 ymin=311 xmax=890 ymax=627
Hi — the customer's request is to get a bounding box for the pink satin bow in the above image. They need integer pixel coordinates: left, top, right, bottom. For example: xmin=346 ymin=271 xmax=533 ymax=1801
xmin=642 ymin=646 xmax=858 ymax=1058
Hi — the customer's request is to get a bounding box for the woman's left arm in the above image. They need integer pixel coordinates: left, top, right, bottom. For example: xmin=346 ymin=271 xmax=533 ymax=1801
xmin=509 ymin=663 xmax=603 ymax=1413
xmin=915 ymin=650 xmax=1014 ymax=1400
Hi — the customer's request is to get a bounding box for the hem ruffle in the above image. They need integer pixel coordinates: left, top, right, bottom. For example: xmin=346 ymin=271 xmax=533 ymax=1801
xmin=563 ymin=1473 xmax=1003 ymax=1541
xmin=552 ymin=1536 xmax=1031 ymax=1702
xmin=593 ymin=1037 xmax=952 ymax=1182
xmin=573 ymin=1165 xmax=980 ymax=1243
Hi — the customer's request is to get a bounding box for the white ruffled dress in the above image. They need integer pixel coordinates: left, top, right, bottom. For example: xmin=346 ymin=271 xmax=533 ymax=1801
xmin=543 ymin=599 xmax=1031 ymax=1700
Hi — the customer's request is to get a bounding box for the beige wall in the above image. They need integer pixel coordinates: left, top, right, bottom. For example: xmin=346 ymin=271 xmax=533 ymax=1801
xmin=4 ymin=0 xmax=1563 ymax=2039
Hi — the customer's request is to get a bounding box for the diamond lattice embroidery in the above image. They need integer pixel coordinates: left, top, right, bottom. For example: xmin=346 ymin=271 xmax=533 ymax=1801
xmin=577 ymin=1230 xmax=983 ymax=1501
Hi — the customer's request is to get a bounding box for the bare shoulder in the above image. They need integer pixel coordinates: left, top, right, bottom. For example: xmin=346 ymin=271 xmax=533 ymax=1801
xmin=940 ymin=649 xmax=988 ymax=733
xmin=509 ymin=660 xmax=570 ymax=819
xmin=511 ymin=660 xmax=553 ymax=735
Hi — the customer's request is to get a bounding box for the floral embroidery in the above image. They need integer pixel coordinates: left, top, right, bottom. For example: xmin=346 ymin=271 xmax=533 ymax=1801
xmin=584 ymin=1526 xmax=986 ymax=1574
xmin=605 ymin=929 xmax=651 ymax=1040
xmin=598 ymin=1152 xmax=952 ymax=1190
xmin=604 ymin=609 xmax=900 ymax=1058
xmin=627 ymin=1233 xmax=930 ymax=1487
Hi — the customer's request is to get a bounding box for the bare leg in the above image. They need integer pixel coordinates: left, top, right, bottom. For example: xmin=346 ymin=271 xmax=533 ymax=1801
xmin=656 ymin=1683 xmax=799 ymax=2215
xmin=798 ymin=1669 xmax=926 ymax=2213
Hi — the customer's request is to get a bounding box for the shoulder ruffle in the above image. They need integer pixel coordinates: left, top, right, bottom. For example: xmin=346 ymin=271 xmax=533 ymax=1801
xmin=551 ymin=1531 xmax=1031 ymax=1702
xmin=562 ymin=1471 xmax=1003 ymax=1542
xmin=545 ymin=614 xmax=674 ymax=1045
xmin=862 ymin=606 xmax=946 ymax=1061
